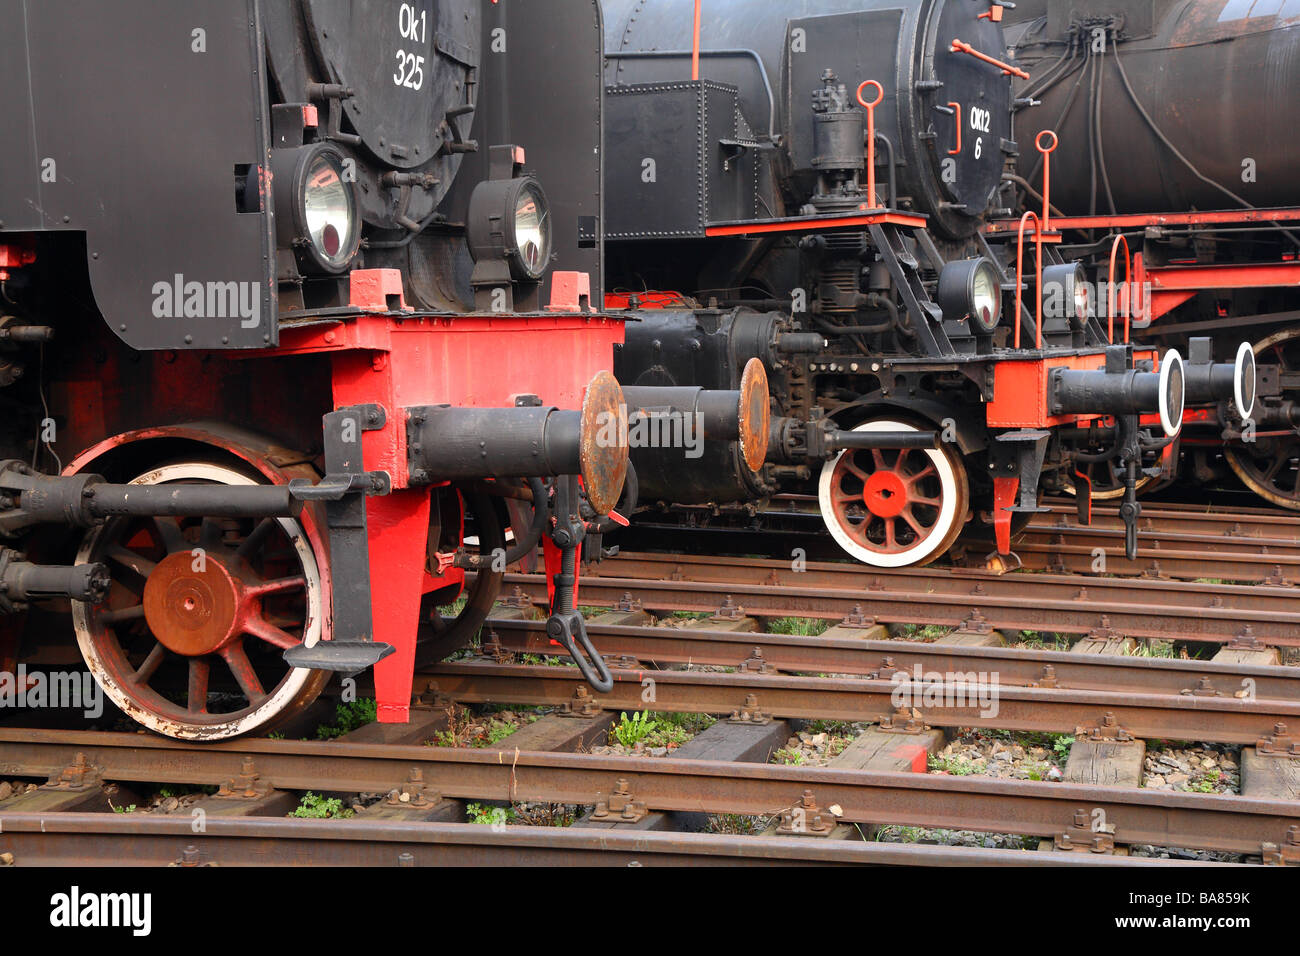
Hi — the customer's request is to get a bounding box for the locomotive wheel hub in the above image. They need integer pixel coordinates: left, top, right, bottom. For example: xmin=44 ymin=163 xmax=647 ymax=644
xmin=863 ymin=471 xmax=908 ymax=518
xmin=143 ymin=552 xmax=246 ymax=656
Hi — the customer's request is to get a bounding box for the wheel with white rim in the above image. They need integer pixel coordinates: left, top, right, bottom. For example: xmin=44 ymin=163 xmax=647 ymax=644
xmin=817 ymin=419 xmax=970 ymax=567
xmin=73 ymin=461 xmax=329 ymax=740
xmin=1225 ymin=328 xmax=1300 ymax=509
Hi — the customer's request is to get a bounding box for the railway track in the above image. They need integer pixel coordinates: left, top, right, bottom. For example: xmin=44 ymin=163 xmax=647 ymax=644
xmin=486 ymin=548 xmax=1300 ymax=646
xmin=479 ymin=617 xmax=1300 ymax=697
xmin=0 ymin=729 xmax=1291 ymax=862
xmin=626 ymin=497 xmax=1300 ymax=584
xmin=5 ymin=506 xmax=1297 ymax=868
xmin=0 ymin=813 xmax=1185 ymax=867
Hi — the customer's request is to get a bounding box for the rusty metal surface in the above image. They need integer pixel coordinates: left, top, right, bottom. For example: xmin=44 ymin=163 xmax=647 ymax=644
xmin=999 ymin=533 xmax=1298 ymax=585
xmin=0 ymin=812 xmax=1216 ymax=867
xmin=423 ymin=661 xmax=1299 ymax=747
xmin=738 ymin=358 xmax=771 ymax=472
xmin=494 ymin=552 xmax=1300 ymax=645
xmin=480 ymin=617 xmax=1300 ymax=699
xmin=1034 ymin=499 xmax=1300 ymax=543
xmin=579 ymin=370 xmax=629 ymax=516
xmin=0 ymin=729 xmax=1292 ymax=854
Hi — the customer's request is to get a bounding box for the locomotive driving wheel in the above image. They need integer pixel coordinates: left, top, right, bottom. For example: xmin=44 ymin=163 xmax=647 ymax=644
xmin=1225 ymin=328 xmax=1300 ymax=509
xmin=817 ymin=418 xmax=969 ymax=567
xmin=72 ymin=461 xmax=328 ymax=740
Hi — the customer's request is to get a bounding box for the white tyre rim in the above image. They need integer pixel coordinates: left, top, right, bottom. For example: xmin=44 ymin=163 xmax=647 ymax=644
xmin=817 ymin=419 xmax=962 ymax=568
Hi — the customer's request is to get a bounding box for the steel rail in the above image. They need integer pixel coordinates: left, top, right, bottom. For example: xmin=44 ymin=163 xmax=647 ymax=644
xmin=423 ymin=661 xmax=1300 ymax=747
xmin=0 ymin=813 xmax=1217 ymax=867
xmin=489 ymin=557 xmax=1300 ymax=645
xmin=0 ymin=729 xmax=1292 ymax=855
xmin=480 ymin=617 xmax=1300 ymax=698
xmin=1035 ymin=500 xmax=1300 ymax=542
xmin=1000 ymin=533 xmax=1297 ymax=584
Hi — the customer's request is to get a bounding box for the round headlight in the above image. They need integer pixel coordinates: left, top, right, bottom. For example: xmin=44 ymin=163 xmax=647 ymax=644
xmin=467 ymin=176 xmax=553 ymax=282
xmin=303 ymin=152 xmax=356 ymax=268
xmin=512 ymin=182 xmax=550 ymax=279
xmin=937 ymin=258 xmax=1002 ymax=333
xmin=1042 ymin=263 xmax=1090 ymax=330
xmin=271 ymin=144 xmax=360 ymax=274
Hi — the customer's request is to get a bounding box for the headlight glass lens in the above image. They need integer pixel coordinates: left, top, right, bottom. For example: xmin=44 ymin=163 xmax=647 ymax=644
xmin=1073 ymin=282 xmax=1089 ymax=321
xmin=303 ymin=154 xmax=355 ymax=268
xmin=971 ymin=263 xmax=1000 ymax=329
xmin=513 ymin=183 xmax=550 ymax=278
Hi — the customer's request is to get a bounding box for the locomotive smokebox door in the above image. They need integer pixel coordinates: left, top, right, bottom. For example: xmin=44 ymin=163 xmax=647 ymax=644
xmin=0 ymin=0 xmax=274 ymax=350
xmin=605 ymin=82 xmax=759 ymax=239
xmin=784 ymin=5 xmax=1013 ymax=238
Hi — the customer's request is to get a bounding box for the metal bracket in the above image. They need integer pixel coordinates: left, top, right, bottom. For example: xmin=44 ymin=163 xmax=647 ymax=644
xmin=712 ymin=595 xmax=746 ymax=621
xmin=877 ymin=705 xmax=927 ymax=733
xmin=283 ymin=404 xmax=394 ymax=673
xmin=1055 ymin=810 xmax=1117 ymax=853
xmin=1227 ymin=625 xmax=1263 ymax=650
xmin=1075 ymin=712 xmax=1136 ymax=744
xmin=612 ymin=592 xmax=643 ymax=613
xmin=384 ymin=767 xmax=442 ymax=810
xmin=728 ymin=693 xmax=771 ymax=725
xmin=958 ymin=608 xmax=994 ymax=635
xmin=1261 ymin=827 xmax=1300 ymax=865
xmin=990 ymin=429 xmax=1052 ymax=512
xmin=213 ymin=758 xmax=271 ymax=800
xmin=776 ymin=790 xmax=838 ymax=837
xmin=838 ymin=605 xmax=877 ymax=628
xmin=558 ymin=686 xmax=602 ymax=718
xmin=590 ymin=778 xmax=647 ymax=823
xmin=739 ymin=647 xmax=775 ymax=674
xmin=1034 ymin=664 xmax=1059 ymax=688
xmin=1256 ymin=722 xmax=1300 ymax=757
xmin=41 ymin=752 xmax=102 ymax=792
xmin=1181 ymin=676 xmax=1223 ymax=698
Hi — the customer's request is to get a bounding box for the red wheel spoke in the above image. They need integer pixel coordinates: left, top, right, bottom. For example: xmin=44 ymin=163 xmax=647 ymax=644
xmin=905 ymin=463 xmax=937 ymax=483
xmin=242 ymin=575 xmax=307 ymax=600
xmin=900 ymin=507 xmax=929 ymax=536
xmin=843 ymin=458 xmax=871 ymax=482
xmin=133 ymin=643 xmax=166 ymax=684
xmin=243 ymin=614 xmax=299 ymax=651
xmin=870 ymin=448 xmax=886 ymax=470
xmin=187 ymin=659 xmax=210 ymax=714
xmin=220 ymin=642 xmax=266 ymax=702
xmin=100 ymin=603 xmax=146 ymax=626
xmin=910 ymin=495 xmax=942 ymax=507
xmin=883 ymin=519 xmax=896 ymax=549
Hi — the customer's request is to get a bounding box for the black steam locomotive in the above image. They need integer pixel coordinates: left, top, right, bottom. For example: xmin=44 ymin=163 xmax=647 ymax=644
xmin=998 ymin=0 xmax=1300 ymax=509
xmin=0 ymin=0 xmax=775 ymax=738
xmin=601 ymin=0 xmax=1254 ymax=566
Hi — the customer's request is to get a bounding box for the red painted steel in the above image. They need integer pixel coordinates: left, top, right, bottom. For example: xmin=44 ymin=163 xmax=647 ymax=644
xmin=704 ymin=210 xmax=926 ymax=237
xmin=269 ymin=295 xmax=623 ymax=721
xmin=948 ymin=38 xmax=1030 ymax=80
xmin=856 ymin=80 xmax=883 ymax=204
xmin=986 ymin=205 xmax=1300 ymax=235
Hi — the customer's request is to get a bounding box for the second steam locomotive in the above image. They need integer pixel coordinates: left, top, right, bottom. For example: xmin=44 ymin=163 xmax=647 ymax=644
xmin=602 ymin=0 xmax=1254 ymax=567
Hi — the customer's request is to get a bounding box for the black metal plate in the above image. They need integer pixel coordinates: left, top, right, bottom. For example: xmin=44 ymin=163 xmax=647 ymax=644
xmin=0 ymin=0 xmax=274 ymax=350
